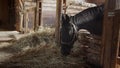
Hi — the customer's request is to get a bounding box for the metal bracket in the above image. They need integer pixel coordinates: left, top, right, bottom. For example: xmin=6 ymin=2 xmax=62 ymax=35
xmin=108 ymin=12 xmax=115 ymax=17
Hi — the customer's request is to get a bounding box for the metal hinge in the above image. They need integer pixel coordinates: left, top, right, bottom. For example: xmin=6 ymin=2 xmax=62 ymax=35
xmin=108 ymin=12 xmax=115 ymax=17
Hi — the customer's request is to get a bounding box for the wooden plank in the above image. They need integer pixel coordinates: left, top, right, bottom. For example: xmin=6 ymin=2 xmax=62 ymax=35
xmin=86 ymin=0 xmax=105 ymax=5
xmin=19 ymin=1 xmax=36 ymax=33
xmin=35 ymin=0 xmax=42 ymax=30
xmin=110 ymin=10 xmax=120 ymax=68
xmin=19 ymin=0 xmax=24 ymax=32
xmin=0 ymin=31 xmax=19 ymax=42
xmin=0 ymin=31 xmax=19 ymax=37
xmin=116 ymin=10 xmax=120 ymax=67
xmin=101 ymin=0 xmax=120 ymax=68
xmin=55 ymin=0 xmax=62 ymax=46
xmin=25 ymin=13 xmax=29 ymax=33
xmin=0 ymin=37 xmax=15 ymax=42
xmin=116 ymin=0 xmax=120 ymax=10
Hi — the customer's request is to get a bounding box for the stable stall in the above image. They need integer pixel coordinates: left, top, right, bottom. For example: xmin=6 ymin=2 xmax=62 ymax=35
xmin=55 ymin=0 xmax=120 ymax=68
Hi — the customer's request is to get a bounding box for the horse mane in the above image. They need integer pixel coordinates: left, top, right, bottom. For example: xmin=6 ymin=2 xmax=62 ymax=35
xmin=71 ymin=4 xmax=104 ymax=26
xmin=70 ymin=4 xmax=104 ymax=35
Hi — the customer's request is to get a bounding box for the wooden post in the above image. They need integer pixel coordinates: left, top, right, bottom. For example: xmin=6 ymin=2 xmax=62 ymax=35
xmin=55 ymin=0 xmax=62 ymax=46
xmin=14 ymin=0 xmax=24 ymax=32
xmin=101 ymin=0 xmax=120 ymax=68
xmin=18 ymin=0 xmax=24 ymax=32
xmin=35 ymin=0 xmax=41 ymax=27
xmin=35 ymin=0 xmax=42 ymax=30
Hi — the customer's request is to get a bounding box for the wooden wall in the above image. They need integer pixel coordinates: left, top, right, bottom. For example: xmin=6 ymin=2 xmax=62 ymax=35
xmin=41 ymin=0 xmax=56 ymax=27
xmin=101 ymin=0 xmax=120 ymax=68
xmin=0 ymin=0 xmax=9 ymax=30
xmin=86 ymin=0 xmax=105 ymax=5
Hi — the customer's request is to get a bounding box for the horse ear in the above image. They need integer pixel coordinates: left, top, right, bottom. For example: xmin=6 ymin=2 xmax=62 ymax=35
xmin=62 ymin=14 xmax=66 ymax=23
xmin=65 ymin=14 xmax=70 ymax=22
xmin=61 ymin=14 xmax=70 ymax=25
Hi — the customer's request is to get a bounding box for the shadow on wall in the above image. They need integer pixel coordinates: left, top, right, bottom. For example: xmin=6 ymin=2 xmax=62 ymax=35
xmin=0 ymin=20 xmax=2 ymax=26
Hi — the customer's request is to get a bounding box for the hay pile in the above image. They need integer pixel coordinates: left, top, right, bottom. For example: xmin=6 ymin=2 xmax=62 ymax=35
xmin=76 ymin=29 xmax=102 ymax=67
xmin=0 ymin=27 xmax=88 ymax=68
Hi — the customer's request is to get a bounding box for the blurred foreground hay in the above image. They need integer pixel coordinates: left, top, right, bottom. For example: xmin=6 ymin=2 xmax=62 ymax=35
xmin=76 ymin=29 xmax=102 ymax=67
xmin=0 ymin=27 xmax=87 ymax=68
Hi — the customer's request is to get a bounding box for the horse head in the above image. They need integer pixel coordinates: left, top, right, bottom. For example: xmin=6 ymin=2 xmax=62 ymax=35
xmin=60 ymin=14 xmax=77 ymax=56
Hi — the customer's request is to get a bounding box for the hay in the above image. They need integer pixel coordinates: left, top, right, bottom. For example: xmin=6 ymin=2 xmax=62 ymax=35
xmin=0 ymin=27 xmax=88 ymax=68
xmin=76 ymin=29 xmax=102 ymax=66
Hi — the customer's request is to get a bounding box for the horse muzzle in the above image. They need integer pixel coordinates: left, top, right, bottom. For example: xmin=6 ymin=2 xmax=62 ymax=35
xmin=61 ymin=44 xmax=73 ymax=56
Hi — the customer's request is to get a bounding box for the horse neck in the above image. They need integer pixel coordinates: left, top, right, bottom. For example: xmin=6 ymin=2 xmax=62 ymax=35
xmin=71 ymin=4 xmax=104 ymax=31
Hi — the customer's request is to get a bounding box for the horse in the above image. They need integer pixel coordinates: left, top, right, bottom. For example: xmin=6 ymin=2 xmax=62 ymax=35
xmin=60 ymin=4 xmax=104 ymax=56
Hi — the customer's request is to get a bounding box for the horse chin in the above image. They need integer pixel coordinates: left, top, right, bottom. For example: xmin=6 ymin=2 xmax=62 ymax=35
xmin=61 ymin=44 xmax=73 ymax=56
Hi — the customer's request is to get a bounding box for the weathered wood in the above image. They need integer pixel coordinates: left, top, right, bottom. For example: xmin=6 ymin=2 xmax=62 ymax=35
xmin=19 ymin=0 xmax=23 ymax=31
xmin=55 ymin=0 xmax=62 ymax=46
xmin=18 ymin=0 xmax=24 ymax=32
xmin=25 ymin=13 xmax=29 ymax=33
xmin=0 ymin=31 xmax=19 ymax=42
xmin=15 ymin=0 xmax=36 ymax=33
xmin=35 ymin=0 xmax=42 ymax=30
xmin=0 ymin=37 xmax=15 ymax=42
xmin=110 ymin=10 xmax=120 ymax=68
xmin=66 ymin=2 xmax=96 ymax=16
xmin=86 ymin=0 xmax=105 ymax=5
xmin=101 ymin=0 xmax=120 ymax=68
xmin=116 ymin=10 xmax=120 ymax=67
xmin=0 ymin=0 xmax=9 ymax=28
xmin=116 ymin=0 xmax=120 ymax=9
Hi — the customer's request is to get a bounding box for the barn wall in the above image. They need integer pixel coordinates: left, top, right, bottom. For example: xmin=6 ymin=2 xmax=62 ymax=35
xmin=86 ymin=0 xmax=105 ymax=5
xmin=116 ymin=0 xmax=120 ymax=9
xmin=0 ymin=0 xmax=16 ymax=30
xmin=0 ymin=0 xmax=9 ymax=27
xmin=66 ymin=0 xmax=105 ymax=5
xmin=42 ymin=0 xmax=56 ymax=27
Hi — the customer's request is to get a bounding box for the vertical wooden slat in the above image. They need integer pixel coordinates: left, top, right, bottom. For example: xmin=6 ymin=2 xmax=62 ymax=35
xmin=55 ymin=0 xmax=62 ymax=46
xmin=19 ymin=0 xmax=24 ymax=32
xmin=116 ymin=10 xmax=120 ymax=67
xmin=110 ymin=10 xmax=120 ymax=68
xmin=9 ymin=0 xmax=16 ymax=30
xmin=25 ymin=13 xmax=29 ymax=33
xmin=101 ymin=0 xmax=120 ymax=68
xmin=116 ymin=0 xmax=120 ymax=10
xmin=35 ymin=0 xmax=42 ymax=30
xmin=16 ymin=0 xmax=24 ymax=32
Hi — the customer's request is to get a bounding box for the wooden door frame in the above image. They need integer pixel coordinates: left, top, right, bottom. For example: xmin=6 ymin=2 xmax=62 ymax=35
xmin=101 ymin=0 xmax=120 ymax=68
